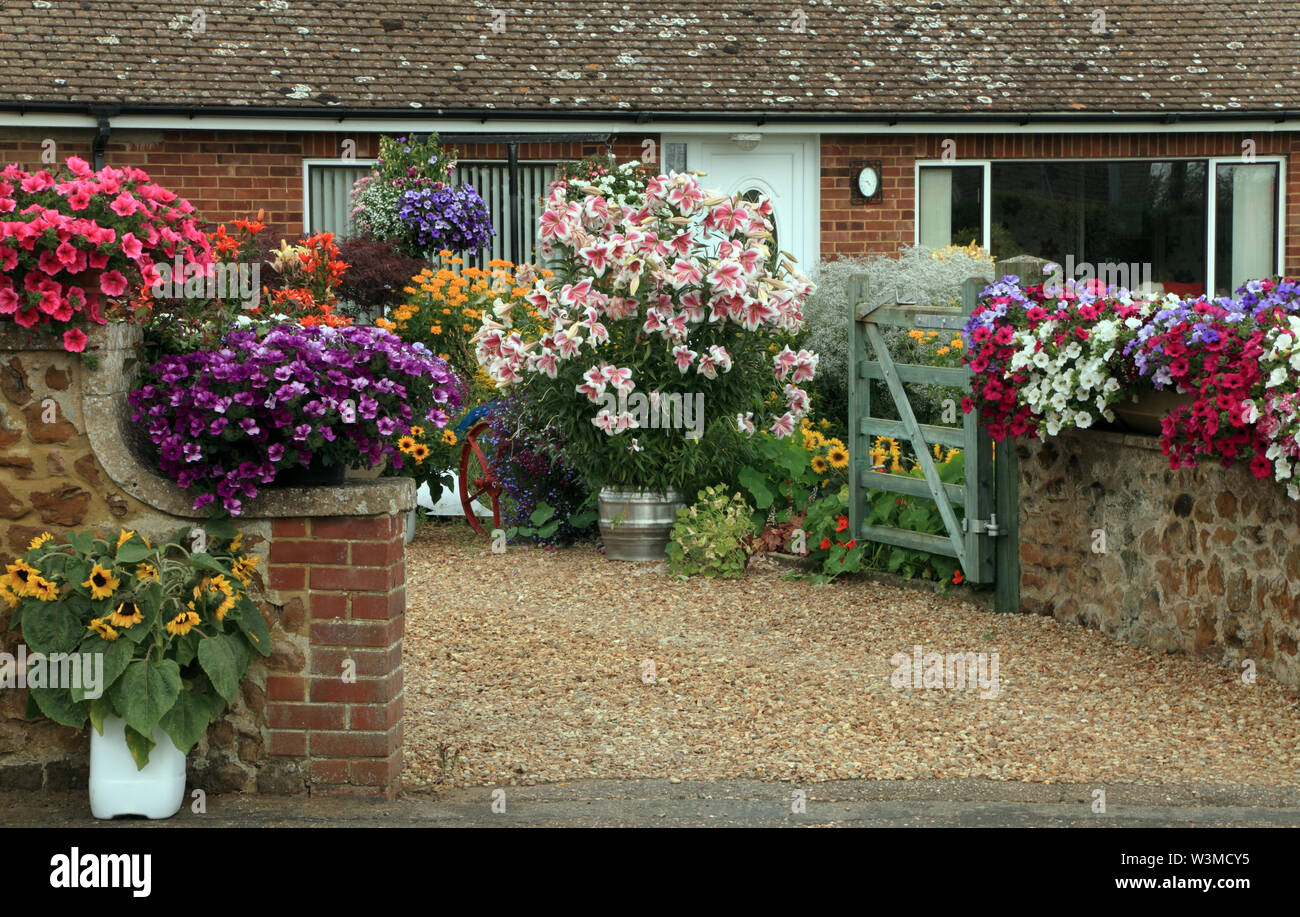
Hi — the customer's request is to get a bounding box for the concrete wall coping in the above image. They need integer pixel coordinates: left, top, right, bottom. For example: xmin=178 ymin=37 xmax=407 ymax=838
xmin=25 ymin=322 xmax=415 ymax=520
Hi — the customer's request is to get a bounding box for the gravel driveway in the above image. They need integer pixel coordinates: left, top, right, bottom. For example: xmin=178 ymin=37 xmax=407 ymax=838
xmin=403 ymin=524 xmax=1300 ymax=789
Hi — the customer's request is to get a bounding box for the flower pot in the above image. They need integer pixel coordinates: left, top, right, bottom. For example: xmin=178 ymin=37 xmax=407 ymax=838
xmin=272 ymin=456 xmax=347 ymax=488
xmin=89 ymin=716 xmax=186 ymax=820
xmin=1112 ymin=387 xmax=1194 ymax=435
xmin=598 ymin=487 xmax=684 ymax=562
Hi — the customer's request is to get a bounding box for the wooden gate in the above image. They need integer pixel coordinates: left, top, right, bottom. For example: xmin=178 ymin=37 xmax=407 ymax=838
xmin=847 ymin=269 xmax=1021 ymax=613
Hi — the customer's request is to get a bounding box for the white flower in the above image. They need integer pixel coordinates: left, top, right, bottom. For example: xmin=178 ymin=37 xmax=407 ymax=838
xmin=1074 ymin=411 xmax=1094 ymax=428
xmin=1268 ymin=366 xmax=1288 ymax=388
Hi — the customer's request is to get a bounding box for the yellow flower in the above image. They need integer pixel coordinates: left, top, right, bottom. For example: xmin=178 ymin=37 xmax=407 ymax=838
xmin=231 ymin=555 xmax=259 ymax=588
xmin=136 ymin=562 xmax=159 ymax=583
xmin=108 ymin=600 xmax=143 ymax=629
xmin=441 ymin=429 xmax=457 ymax=445
xmin=810 ymin=456 xmax=830 ymax=474
xmin=803 ymin=430 xmax=824 ymax=450
xmin=82 ymin=564 xmax=120 ymax=600
xmin=951 ymin=339 xmax=964 ymax=350
xmin=116 ymin=529 xmax=135 ymax=549
xmin=397 ymin=435 xmax=416 ymax=453
xmin=87 ymin=618 xmax=120 ymax=641
xmin=166 ymin=610 xmax=200 ymax=637
xmin=827 ymin=446 xmax=850 ymax=469
xmin=409 ymin=426 xmax=424 ymax=437
xmin=27 ymin=532 xmax=53 ymax=552
xmin=29 ymin=576 xmax=59 ymax=602
xmin=908 ymin=329 xmax=924 ymax=340
xmin=3 ymin=560 xmax=40 ymax=596
xmin=229 ymin=533 xmax=243 ymax=553
xmin=410 ymin=443 xmax=430 ymax=463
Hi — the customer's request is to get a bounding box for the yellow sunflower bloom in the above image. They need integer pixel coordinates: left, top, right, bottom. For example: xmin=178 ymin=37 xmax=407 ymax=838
xmin=3 ymin=560 xmax=40 ymax=596
xmin=108 ymin=600 xmax=144 ymax=629
xmin=88 ymin=618 xmax=120 ymax=641
xmin=27 ymin=532 xmax=53 ymax=552
xmin=136 ymin=562 xmax=160 ymax=583
xmin=409 ymin=426 xmax=424 ymax=437
xmin=397 ymin=435 xmax=417 ymax=453
xmin=810 ymin=456 xmax=830 ymax=474
xmin=410 ymin=443 xmax=430 ymax=464
xmin=82 ymin=564 xmax=120 ymax=600
xmin=441 ymin=429 xmax=457 ymax=445
xmin=116 ymin=529 xmax=135 ymax=549
xmin=827 ymin=447 xmax=850 ymax=469
xmin=29 ymin=576 xmax=59 ymax=602
xmin=166 ymin=610 xmax=201 ymax=637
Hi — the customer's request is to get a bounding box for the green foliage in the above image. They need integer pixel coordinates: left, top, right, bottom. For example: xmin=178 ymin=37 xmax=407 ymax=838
xmin=5 ymin=526 xmax=269 ymax=770
xmin=666 ymin=485 xmax=758 ymax=579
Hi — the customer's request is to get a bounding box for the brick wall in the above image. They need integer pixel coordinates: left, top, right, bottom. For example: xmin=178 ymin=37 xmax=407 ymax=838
xmin=0 ymin=128 xmax=655 ymax=241
xmin=264 ymin=515 xmax=407 ymax=796
xmin=820 ymin=130 xmax=1300 ymax=274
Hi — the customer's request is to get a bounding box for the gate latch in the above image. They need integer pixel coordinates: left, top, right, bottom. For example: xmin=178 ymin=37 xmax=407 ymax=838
xmin=962 ymin=514 xmax=1001 ymax=537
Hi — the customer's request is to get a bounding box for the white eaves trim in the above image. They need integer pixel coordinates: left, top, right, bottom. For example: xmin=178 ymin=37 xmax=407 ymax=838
xmin=0 ymin=112 xmax=1296 ymax=135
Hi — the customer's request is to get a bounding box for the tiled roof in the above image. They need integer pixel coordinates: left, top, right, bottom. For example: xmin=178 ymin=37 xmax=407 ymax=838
xmin=0 ymin=0 xmax=1296 ymax=116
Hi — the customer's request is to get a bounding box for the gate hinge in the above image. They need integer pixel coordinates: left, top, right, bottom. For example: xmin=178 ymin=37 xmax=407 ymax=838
xmin=962 ymin=514 xmax=1001 ymax=537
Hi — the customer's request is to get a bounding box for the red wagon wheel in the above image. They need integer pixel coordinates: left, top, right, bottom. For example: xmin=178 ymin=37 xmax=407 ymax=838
xmin=458 ymin=421 xmax=503 ymax=536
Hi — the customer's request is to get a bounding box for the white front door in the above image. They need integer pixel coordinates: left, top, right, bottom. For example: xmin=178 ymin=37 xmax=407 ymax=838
xmin=663 ymin=134 xmax=820 ymax=268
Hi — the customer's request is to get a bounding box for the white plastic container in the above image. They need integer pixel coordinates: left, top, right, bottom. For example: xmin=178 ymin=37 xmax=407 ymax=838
xmin=89 ymin=715 xmax=186 ymax=820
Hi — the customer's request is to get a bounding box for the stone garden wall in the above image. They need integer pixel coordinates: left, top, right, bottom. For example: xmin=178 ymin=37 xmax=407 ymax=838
xmin=1017 ymin=429 xmax=1300 ymax=688
xmin=0 ymin=325 xmax=414 ymax=796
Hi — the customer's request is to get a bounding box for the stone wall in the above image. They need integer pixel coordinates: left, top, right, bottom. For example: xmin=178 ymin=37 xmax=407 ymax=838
xmin=0 ymin=325 xmax=415 ymax=796
xmin=1017 ymin=429 xmax=1300 ymax=687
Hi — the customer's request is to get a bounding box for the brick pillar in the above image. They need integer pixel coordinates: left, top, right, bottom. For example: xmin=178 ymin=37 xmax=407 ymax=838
xmin=265 ymin=513 xmax=406 ymax=796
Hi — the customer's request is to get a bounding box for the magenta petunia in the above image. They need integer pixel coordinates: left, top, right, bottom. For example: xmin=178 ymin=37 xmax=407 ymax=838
xmin=61 ymin=328 xmax=88 ymax=353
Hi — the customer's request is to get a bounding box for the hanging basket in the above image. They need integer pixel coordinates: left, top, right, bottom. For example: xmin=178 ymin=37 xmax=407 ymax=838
xmin=1111 ymin=386 xmax=1194 ymax=435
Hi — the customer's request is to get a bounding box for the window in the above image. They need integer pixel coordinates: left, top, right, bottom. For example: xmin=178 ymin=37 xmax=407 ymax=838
xmin=450 ymin=161 xmax=557 ymax=267
xmin=918 ymin=157 xmax=1285 ymax=296
xmin=304 ymin=161 xmax=373 ymax=236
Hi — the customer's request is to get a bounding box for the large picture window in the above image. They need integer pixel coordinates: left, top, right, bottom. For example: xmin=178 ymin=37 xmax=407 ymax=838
xmin=917 ymin=157 xmax=1284 ymax=297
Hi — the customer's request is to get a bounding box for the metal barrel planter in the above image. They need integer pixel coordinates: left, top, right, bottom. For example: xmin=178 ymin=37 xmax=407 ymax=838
xmin=597 ymin=487 xmax=684 ymax=561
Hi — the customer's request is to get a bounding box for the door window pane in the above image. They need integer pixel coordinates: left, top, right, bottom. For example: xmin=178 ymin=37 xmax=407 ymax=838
xmin=1215 ymin=162 xmax=1279 ymax=296
xmin=307 ymin=164 xmax=372 ymax=237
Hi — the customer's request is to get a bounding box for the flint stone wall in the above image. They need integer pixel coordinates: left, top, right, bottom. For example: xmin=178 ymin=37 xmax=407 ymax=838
xmin=0 ymin=324 xmax=414 ymax=796
xmin=1017 ymin=429 xmax=1300 ymax=687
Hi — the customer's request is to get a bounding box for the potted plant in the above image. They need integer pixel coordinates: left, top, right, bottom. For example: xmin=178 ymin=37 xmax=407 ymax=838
xmin=0 ymin=156 xmax=213 ymax=356
xmin=476 ymin=168 xmax=817 ymax=560
xmin=129 ymin=323 xmax=462 ymax=515
xmin=4 ymin=525 xmax=268 ymax=819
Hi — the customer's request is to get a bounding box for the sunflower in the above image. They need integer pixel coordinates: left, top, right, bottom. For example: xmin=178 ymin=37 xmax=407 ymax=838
xmin=827 ymin=446 xmax=850 ymax=470
xmin=409 ymin=426 xmax=424 ymax=437
xmin=166 ymin=609 xmax=201 ymax=637
xmin=0 ymin=582 xmax=17 ymax=609
xmin=82 ymin=564 xmax=120 ymax=600
xmin=803 ymin=430 xmax=824 ymax=450
xmin=27 ymin=532 xmax=53 ymax=552
xmin=810 ymin=456 xmax=830 ymax=474
xmin=116 ymin=529 xmax=135 ymax=549
xmin=3 ymin=560 xmax=40 ymax=596
xmin=136 ymin=562 xmax=160 ymax=583
xmin=28 ymin=577 xmax=59 ymax=602
xmin=397 ymin=435 xmax=417 ymax=453
xmin=108 ymin=600 xmax=144 ymax=629
xmin=87 ymin=618 xmax=120 ymax=641
xmin=410 ymin=443 xmax=430 ymax=464
xmin=441 ymin=429 xmax=457 ymax=445
xmin=231 ymin=555 xmax=259 ymax=588
xmin=229 ymin=533 xmax=243 ymax=553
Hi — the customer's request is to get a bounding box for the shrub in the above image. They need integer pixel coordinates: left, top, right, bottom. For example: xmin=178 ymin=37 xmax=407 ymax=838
xmin=666 ymin=485 xmax=757 ymax=579
xmin=335 ymin=237 xmax=428 ymax=320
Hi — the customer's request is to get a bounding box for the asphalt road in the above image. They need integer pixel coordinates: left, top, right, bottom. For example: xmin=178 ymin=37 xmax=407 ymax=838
xmin=5 ymin=778 xmax=1300 ymax=827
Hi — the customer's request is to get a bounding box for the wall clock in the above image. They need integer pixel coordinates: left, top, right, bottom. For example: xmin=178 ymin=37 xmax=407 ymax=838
xmin=852 ymin=160 xmax=883 ymax=204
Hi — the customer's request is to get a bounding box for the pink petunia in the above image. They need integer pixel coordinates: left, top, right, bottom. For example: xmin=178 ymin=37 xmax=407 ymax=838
xmin=109 ymin=192 xmax=138 ymax=217
xmin=61 ymin=328 xmax=88 ymax=353
xmin=98 ymin=270 xmax=128 ymax=297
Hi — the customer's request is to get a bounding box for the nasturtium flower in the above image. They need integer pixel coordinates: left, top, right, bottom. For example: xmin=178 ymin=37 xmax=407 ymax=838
xmin=82 ymin=564 xmax=120 ymax=600
xmin=87 ymin=618 xmax=120 ymax=641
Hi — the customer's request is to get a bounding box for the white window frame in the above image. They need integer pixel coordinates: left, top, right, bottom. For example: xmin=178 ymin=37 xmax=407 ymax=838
xmin=914 ymin=159 xmax=991 ymax=250
xmin=917 ymin=155 xmax=1288 ymax=292
xmin=1206 ymin=155 xmax=1286 ymax=295
xmin=302 ymin=157 xmax=377 ymax=234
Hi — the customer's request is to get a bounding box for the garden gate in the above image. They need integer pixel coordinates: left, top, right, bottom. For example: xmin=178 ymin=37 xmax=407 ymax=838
xmin=847 ymin=257 xmax=1037 ymax=613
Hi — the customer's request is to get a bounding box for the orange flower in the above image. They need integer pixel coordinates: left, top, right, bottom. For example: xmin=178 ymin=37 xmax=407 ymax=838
xmin=952 ymin=569 xmax=965 ymax=585
xmin=835 ymin=515 xmax=849 ymax=533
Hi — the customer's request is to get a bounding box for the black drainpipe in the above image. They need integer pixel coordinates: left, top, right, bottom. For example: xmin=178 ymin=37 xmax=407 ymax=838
xmin=90 ymin=106 xmax=118 ymax=169
xmin=507 ymin=141 xmax=520 ymax=266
